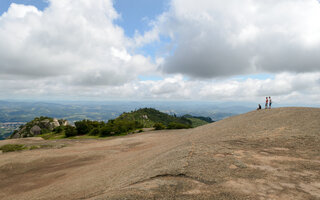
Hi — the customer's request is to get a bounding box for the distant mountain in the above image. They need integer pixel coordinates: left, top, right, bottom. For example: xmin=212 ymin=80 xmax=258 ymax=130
xmin=0 ymin=100 xmax=253 ymax=124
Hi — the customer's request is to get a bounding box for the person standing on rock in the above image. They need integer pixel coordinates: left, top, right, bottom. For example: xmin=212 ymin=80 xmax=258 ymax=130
xmin=265 ymin=97 xmax=268 ymax=109
xmin=269 ymin=97 xmax=272 ymax=109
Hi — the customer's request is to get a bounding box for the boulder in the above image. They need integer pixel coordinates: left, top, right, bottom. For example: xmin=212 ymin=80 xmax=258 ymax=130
xmin=30 ymin=125 xmax=42 ymax=135
xmin=52 ymin=118 xmax=60 ymax=127
xmin=59 ymin=120 xmax=69 ymax=126
xmin=41 ymin=119 xmax=50 ymax=124
xmin=49 ymin=121 xmax=60 ymax=130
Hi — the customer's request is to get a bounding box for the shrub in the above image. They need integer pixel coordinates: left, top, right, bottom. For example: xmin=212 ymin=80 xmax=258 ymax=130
xmin=53 ymin=126 xmax=64 ymax=133
xmin=0 ymin=144 xmax=26 ymax=152
xmin=99 ymin=125 xmax=113 ymax=136
xmin=75 ymin=120 xmax=91 ymax=135
xmin=153 ymin=123 xmax=166 ymax=130
xmin=65 ymin=125 xmax=78 ymax=137
xmin=89 ymin=128 xmax=100 ymax=136
xmin=40 ymin=128 xmax=51 ymax=134
xmin=167 ymin=122 xmax=191 ymax=129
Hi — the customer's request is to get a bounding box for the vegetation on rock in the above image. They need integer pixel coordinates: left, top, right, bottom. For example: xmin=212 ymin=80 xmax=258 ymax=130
xmin=0 ymin=144 xmax=26 ymax=152
xmin=0 ymin=143 xmax=58 ymax=153
xmin=9 ymin=116 xmax=68 ymax=139
xmin=118 ymin=108 xmax=192 ymax=128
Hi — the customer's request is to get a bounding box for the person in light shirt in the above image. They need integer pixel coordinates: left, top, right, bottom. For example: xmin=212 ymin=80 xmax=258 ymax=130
xmin=269 ymin=97 xmax=272 ymax=109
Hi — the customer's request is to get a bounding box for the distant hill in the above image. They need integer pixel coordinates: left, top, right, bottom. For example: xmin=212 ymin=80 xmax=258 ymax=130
xmin=0 ymin=101 xmax=248 ymax=123
xmin=117 ymin=108 xmax=193 ymax=128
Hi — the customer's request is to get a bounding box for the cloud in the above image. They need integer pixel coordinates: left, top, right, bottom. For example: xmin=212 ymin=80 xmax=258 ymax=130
xmin=0 ymin=0 xmax=319 ymax=105
xmin=149 ymin=0 xmax=320 ymax=78
xmin=1 ymin=72 xmax=319 ymax=105
xmin=0 ymin=0 xmax=155 ymax=85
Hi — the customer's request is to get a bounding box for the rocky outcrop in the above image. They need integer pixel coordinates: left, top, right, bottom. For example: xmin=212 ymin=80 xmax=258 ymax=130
xmin=9 ymin=117 xmax=69 ymax=139
xmin=52 ymin=118 xmax=60 ymax=127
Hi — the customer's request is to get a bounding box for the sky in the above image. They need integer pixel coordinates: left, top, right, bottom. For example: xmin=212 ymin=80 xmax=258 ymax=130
xmin=0 ymin=0 xmax=319 ymax=105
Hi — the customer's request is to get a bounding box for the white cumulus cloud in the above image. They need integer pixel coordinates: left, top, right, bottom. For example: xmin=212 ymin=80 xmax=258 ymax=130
xmin=143 ymin=0 xmax=320 ymax=78
xmin=0 ymin=0 xmax=155 ymax=85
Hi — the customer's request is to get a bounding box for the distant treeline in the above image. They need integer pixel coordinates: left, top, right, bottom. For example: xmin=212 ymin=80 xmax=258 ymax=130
xmin=64 ymin=119 xmax=144 ymax=137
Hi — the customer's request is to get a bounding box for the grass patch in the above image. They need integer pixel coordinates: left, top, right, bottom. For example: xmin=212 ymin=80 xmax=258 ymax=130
xmin=38 ymin=132 xmax=66 ymax=140
xmin=28 ymin=144 xmax=59 ymax=150
xmin=29 ymin=145 xmax=40 ymax=150
xmin=66 ymin=135 xmax=102 ymax=139
xmin=39 ymin=144 xmax=54 ymax=148
xmin=0 ymin=143 xmax=65 ymax=153
xmin=0 ymin=144 xmax=26 ymax=152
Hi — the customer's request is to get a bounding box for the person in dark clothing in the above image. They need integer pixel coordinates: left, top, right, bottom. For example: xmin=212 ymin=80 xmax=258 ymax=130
xmin=265 ymin=97 xmax=268 ymax=109
xmin=257 ymin=104 xmax=262 ymax=110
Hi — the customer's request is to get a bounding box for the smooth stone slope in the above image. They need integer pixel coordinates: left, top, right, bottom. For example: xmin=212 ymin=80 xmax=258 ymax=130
xmin=0 ymin=107 xmax=319 ymax=200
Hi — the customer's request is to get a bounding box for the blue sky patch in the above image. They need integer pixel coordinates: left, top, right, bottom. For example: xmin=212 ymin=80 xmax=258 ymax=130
xmin=114 ymin=0 xmax=169 ymax=37
xmin=0 ymin=0 xmax=49 ymax=15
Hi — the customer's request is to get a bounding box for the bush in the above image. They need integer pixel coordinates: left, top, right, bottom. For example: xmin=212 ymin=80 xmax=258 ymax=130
xmin=99 ymin=125 xmax=113 ymax=136
xmin=89 ymin=128 xmax=100 ymax=136
xmin=65 ymin=125 xmax=78 ymax=137
xmin=75 ymin=120 xmax=91 ymax=135
xmin=53 ymin=126 xmax=64 ymax=133
xmin=153 ymin=123 xmax=166 ymax=130
xmin=40 ymin=128 xmax=51 ymax=134
xmin=0 ymin=144 xmax=26 ymax=152
xmin=167 ymin=122 xmax=191 ymax=129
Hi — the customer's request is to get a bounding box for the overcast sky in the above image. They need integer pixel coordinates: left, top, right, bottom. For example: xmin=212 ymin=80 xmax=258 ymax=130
xmin=0 ymin=0 xmax=319 ymax=105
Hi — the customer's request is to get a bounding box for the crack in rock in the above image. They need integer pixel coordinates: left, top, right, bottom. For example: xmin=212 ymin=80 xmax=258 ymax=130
xmin=129 ymin=173 xmax=216 ymax=186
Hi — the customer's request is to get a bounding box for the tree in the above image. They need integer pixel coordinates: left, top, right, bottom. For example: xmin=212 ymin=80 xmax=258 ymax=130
xmin=99 ymin=125 xmax=112 ymax=136
xmin=53 ymin=126 xmax=64 ymax=133
xmin=65 ymin=125 xmax=77 ymax=137
xmin=75 ymin=120 xmax=91 ymax=135
xmin=89 ymin=128 xmax=100 ymax=136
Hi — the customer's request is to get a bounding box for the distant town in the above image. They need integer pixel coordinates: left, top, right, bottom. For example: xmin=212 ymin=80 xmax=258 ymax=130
xmin=0 ymin=122 xmax=26 ymax=140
